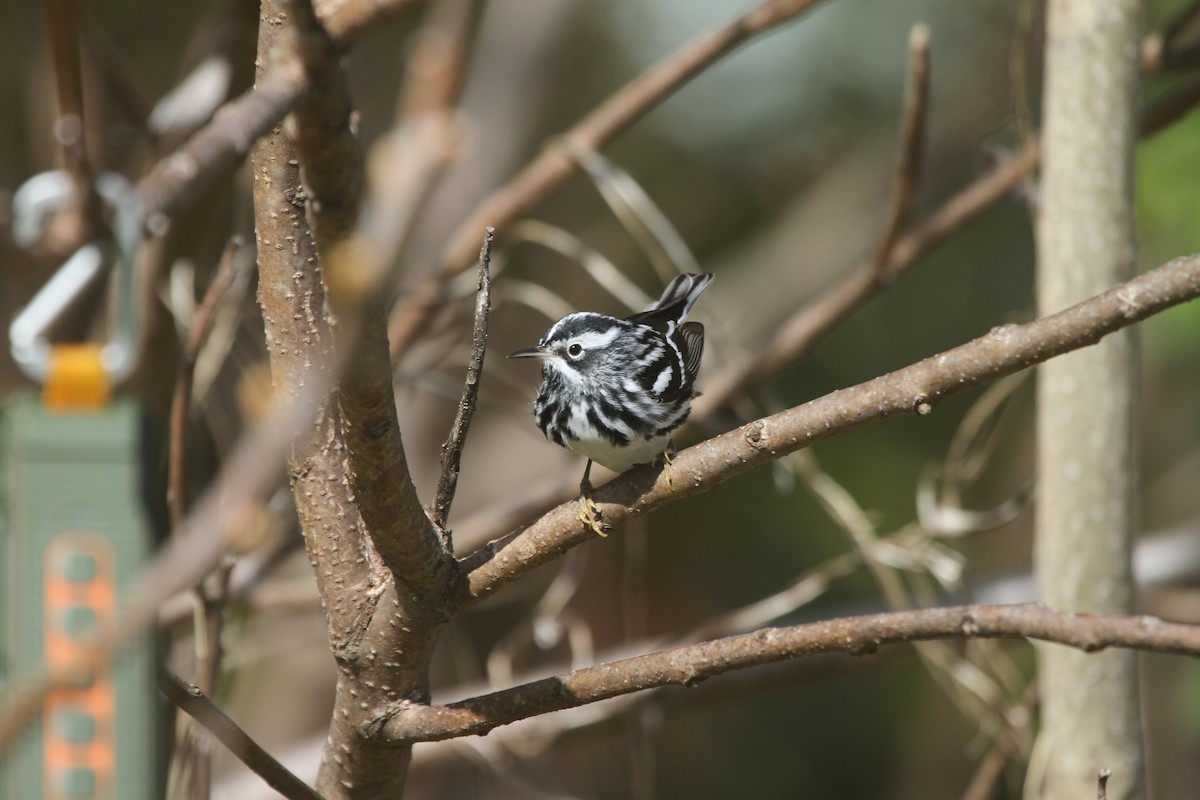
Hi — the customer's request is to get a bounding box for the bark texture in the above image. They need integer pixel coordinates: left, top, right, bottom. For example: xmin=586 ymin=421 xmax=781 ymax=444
xmin=250 ymin=2 xmax=455 ymax=796
xmin=1034 ymin=2 xmax=1145 ymax=798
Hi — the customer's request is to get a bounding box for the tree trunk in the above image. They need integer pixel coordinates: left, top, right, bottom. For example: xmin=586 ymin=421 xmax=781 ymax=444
xmin=1033 ymin=1 xmax=1145 ymax=798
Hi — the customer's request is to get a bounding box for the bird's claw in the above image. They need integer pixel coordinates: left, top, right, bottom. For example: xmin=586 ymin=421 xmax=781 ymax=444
xmin=657 ymin=448 xmax=675 ymax=491
xmin=578 ymin=478 xmax=609 ymax=537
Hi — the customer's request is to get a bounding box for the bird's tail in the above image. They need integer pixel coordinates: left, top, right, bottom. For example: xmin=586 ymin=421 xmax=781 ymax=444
xmin=638 ymin=272 xmax=714 ymax=322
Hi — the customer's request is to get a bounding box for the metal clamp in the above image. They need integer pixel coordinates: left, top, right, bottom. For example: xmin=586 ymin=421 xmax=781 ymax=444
xmin=9 ymin=171 xmax=144 ymax=384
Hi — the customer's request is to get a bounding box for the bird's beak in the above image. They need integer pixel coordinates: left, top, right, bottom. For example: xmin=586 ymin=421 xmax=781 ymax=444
xmin=508 ymin=345 xmax=546 ymax=359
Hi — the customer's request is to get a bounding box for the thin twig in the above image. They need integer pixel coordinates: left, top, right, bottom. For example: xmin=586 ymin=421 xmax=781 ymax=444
xmin=160 ymin=671 xmax=326 ymax=800
xmin=168 ymin=237 xmax=241 ymax=529
xmin=1097 ymin=769 xmax=1111 ymax=800
xmin=164 ymin=236 xmax=240 ymax=800
xmin=870 ymin=23 xmax=931 ymax=280
xmin=459 ymin=254 xmax=1200 ymax=604
xmin=382 ymin=604 xmax=1200 ymax=743
xmin=433 ymin=228 xmax=493 ymax=532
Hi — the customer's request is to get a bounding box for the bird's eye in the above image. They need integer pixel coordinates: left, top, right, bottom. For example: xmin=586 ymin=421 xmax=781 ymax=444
xmin=567 ymin=343 xmax=584 ymax=358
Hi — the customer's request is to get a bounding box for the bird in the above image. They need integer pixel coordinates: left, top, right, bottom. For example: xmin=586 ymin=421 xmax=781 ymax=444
xmin=509 ymin=272 xmax=714 ymax=535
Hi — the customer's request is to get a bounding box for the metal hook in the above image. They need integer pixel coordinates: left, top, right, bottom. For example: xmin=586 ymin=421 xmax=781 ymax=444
xmin=8 ymin=171 xmax=144 ymax=384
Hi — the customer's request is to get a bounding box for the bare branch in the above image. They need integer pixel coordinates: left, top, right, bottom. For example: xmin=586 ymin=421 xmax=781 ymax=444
xmin=383 ymin=604 xmax=1200 ymax=743
xmin=168 ymin=237 xmax=241 ymax=528
xmin=280 ymin=0 xmax=458 ymax=601
xmin=387 ymin=0 xmax=829 ymax=355
xmin=433 ymin=228 xmax=493 ymax=531
xmin=459 ymin=254 xmax=1200 ymax=604
xmin=160 ymin=671 xmax=326 ymax=800
xmin=870 ymin=23 xmax=931 ymax=280
xmin=165 ymin=240 xmax=242 ymax=794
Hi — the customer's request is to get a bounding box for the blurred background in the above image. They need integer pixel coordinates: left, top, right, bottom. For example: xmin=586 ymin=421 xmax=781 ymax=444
xmin=2 ymin=0 xmax=1200 ymax=798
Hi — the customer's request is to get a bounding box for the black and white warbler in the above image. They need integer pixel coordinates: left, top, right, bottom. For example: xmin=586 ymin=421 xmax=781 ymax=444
xmin=510 ymin=272 xmax=714 ymax=532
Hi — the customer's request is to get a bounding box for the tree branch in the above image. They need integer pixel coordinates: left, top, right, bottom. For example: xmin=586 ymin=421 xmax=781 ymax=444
xmin=168 ymin=237 xmax=240 ymax=528
xmin=432 ymin=228 xmax=493 ymax=532
xmin=459 ymin=253 xmax=1200 ymax=604
xmin=288 ymin=0 xmax=451 ymax=593
xmin=161 ymin=671 xmax=326 ymax=800
xmin=869 ymin=23 xmax=931 ymax=278
xmin=382 ymin=604 xmax=1200 ymax=743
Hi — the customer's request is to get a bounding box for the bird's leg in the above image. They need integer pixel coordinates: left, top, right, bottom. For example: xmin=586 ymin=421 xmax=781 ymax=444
xmin=656 ymin=442 xmax=676 ymax=490
xmin=578 ymin=459 xmax=608 ymax=537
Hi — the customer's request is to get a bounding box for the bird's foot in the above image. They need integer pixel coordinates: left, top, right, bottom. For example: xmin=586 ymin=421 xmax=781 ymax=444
xmin=656 ymin=448 xmax=675 ymax=491
xmin=578 ymin=477 xmax=609 ymax=537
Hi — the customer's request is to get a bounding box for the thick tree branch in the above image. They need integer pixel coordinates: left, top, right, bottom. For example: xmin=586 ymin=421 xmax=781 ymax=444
xmin=459 ymin=254 xmax=1200 ymax=604
xmin=1034 ymin=1 xmax=1144 ymax=796
xmin=381 ymin=604 xmax=1200 ymax=742
xmin=253 ymin=4 xmax=457 ymax=797
xmin=387 ymin=0 xmax=829 ymax=356
xmin=287 ymin=0 xmax=451 ymax=594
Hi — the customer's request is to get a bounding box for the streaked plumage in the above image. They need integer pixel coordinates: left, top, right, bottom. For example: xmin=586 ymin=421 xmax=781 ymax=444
xmin=510 ymin=272 xmax=713 ymax=473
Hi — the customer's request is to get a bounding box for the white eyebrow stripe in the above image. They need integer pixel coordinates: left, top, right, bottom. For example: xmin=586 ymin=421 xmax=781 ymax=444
xmin=570 ymin=327 xmax=621 ymax=351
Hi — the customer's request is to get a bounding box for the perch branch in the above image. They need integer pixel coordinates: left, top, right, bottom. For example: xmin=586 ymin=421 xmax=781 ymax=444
xmin=452 ymin=67 xmax=1200 ymax=558
xmin=459 ymin=254 xmax=1200 ymax=603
